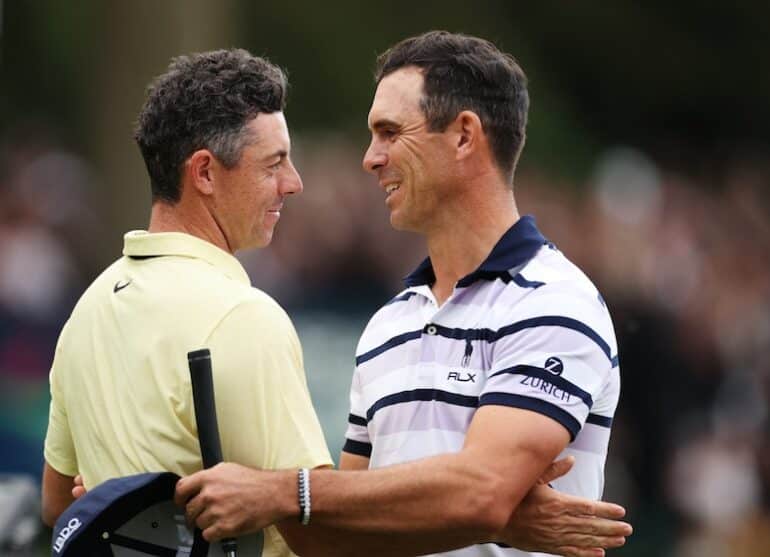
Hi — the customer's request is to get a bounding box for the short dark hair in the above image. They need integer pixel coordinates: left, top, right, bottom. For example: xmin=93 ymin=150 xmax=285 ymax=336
xmin=375 ymin=31 xmax=529 ymax=182
xmin=134 ymin=49 xmax=287 ymax=203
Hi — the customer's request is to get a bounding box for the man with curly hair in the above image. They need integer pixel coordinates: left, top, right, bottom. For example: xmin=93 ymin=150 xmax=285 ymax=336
xmin=41 ymin=49 xmax=332 ymax=556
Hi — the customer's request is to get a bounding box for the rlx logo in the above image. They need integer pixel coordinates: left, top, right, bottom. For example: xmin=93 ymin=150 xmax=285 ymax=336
xmin=447 ymin=371 xmax=476 ymax=383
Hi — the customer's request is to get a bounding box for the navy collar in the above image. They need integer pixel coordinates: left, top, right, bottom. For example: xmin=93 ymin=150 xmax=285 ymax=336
xmin=403 ymin=215 xmax=547 ymax=288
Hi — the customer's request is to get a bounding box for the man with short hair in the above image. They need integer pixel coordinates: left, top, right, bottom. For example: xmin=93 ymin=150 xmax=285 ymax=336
xmin=42 ymin=49 xmax=333 ymax=557
xmin=176 ymin=33 xmax=629 ymax=557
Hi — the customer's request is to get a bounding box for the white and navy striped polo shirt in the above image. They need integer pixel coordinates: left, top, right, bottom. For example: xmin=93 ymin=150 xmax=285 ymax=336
xmin=343 ymin=216 xmax=620 ymax=557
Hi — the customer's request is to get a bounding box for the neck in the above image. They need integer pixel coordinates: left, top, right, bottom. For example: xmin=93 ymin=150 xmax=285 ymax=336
xmin=425 ymin=174 xmax=519 ymax=306
xmin=148 ymin=197 xmax=233 ymax=254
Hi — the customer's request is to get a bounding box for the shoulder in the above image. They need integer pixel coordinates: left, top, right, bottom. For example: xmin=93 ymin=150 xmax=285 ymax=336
xmin=220 ymin=287 xmax=295 ymax=331
xmin=514 ymin=247 xmax=611 ymax=319
xmin=59 ymin=256 xmax=126 ymax=328
xmin=355 ymin=288 xmax=424 ymax=354
xmin=505 ymin=247 xmax=618 ymax=356
xmin=368 ymin=288 xmax=419 ymax=322
xmin=205 ymin=286 xmax=299 ymax=357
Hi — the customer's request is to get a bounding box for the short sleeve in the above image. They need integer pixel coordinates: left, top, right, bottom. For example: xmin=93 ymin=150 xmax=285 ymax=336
xmin=479 ymin=288 xmax=616 ymax=441
xmin=44 ymin=338 xmax=78 ymax=476
xmin=342 ymin=368 xmax=371 ymax=457
xmin=205 ymin=296 xmax=332 ymax=470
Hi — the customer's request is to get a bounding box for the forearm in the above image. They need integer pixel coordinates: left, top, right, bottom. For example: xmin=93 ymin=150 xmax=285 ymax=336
xmin=279 ymin=508 xmax=505 ymax=557
xmin=41 ymin=463 xmax=76 ymax=527
xmin=272 ymin=448 xmax=540 ymax=543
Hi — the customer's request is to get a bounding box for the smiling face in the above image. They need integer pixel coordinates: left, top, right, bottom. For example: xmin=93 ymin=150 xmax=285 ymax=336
xmin=212 ymin=112 xmax=302 ymax=251
xmin=363 ymin=67 xmax=455 ymax=233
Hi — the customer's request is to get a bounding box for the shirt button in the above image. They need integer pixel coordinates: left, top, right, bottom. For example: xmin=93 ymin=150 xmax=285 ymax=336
xmin=426 ymin=325 xmax=438 ymax=335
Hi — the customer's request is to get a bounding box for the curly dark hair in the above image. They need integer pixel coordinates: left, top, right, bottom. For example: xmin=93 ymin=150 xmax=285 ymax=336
xmin=134 ymin=48 xmax=287 ymax=203
xmin=375 ymin=31 xmax=529 ymax=182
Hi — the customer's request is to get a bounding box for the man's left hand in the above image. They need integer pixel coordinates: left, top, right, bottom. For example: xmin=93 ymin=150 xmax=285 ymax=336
xmin=500 ymin=457 xmax=632 ymax=557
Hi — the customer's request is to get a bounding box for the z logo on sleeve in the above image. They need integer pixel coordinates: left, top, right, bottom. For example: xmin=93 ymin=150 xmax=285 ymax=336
xmin=544 ymin=356 xmax=564 ymax=375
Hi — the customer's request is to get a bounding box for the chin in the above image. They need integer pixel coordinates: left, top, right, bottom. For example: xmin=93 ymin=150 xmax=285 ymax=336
xmin=256 ymin=235 xmax=273 ymax=248
xmin=389 ymin=209 xmax=405 ymax=228
xmin=244 ymin=234 xmax=273 ymax=250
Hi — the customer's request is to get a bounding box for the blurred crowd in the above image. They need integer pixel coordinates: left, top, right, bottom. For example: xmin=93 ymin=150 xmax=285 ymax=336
xmin=1 ymin=129 xmax=768 ymax=556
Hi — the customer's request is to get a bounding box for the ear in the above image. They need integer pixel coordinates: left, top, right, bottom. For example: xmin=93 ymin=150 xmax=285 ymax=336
xmin=185 ymin=149 xmax=217 ymax=196
xmin=453 ymin=110 xmax=484 ymax=161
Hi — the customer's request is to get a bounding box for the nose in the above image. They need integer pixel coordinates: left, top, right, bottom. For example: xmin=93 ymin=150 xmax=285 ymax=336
xmin=281 ymin=159 xmax=303 ymax=195
xmin=362 ymin=137 xmax=387 ymax=174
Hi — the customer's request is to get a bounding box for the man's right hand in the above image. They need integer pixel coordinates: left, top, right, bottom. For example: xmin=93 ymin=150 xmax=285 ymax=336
xmin=500 ymin=457 xmax=632 ymax=557
xmin=174 ymin=462 xmax=294 ymax=541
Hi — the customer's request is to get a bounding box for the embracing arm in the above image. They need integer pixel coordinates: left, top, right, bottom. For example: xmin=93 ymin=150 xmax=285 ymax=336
xmin=302 ymin=406 xmax=568 ymax=536
xmin=279 ymin=450 xmax=627 ymax=557
xmin=177 ymin=406 xmax=628 ymax=556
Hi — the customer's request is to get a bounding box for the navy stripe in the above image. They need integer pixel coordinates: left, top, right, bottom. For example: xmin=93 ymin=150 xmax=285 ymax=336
xmin=356 ymin=329 xmax=422 ymax=366
xmin=342 ymin=439 xmax=372 ymax=458
xmin=509 ymin=273 xmax=545 ymax=289
xmin=414 ymin=216 xmax=546 ymax=287
xmin=479 ymin=392 xmax=581 ymax=441
xmin=457 ymin=269 xmax=507 ymax=287
xmin=488 ymin=365 xmax=593 ymax=409
xmin=611 ymin=354 xmax=619 ymax=368
xmin=586 ymin=413 xmax=613 ymax=428
xmin=348 ymin=413 xmax=367 ymax=427
xmin=386 ymin=291 xmax=418 ymax=305
xmin=356 ymin=316 xmax=615 ymax=368
xmin=496 ymin=317 xmax=612 ymax=360
xmin=366 ymin=388 xmax=479 ymax=422
xmin=432 ymin=316 xmax=613 ymax=361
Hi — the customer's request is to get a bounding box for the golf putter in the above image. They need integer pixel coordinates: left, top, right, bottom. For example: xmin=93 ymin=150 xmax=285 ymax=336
xmin=187 ymin=348 xmax=238 ymax=557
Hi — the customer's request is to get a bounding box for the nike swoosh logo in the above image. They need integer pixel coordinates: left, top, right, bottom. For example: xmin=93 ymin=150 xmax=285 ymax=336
xmin=113 ymin=280 xmax=132 ymax=293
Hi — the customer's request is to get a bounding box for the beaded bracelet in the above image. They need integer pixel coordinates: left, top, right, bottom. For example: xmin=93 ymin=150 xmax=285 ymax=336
xmin=298 ymin=468 xmax=311 ymax=525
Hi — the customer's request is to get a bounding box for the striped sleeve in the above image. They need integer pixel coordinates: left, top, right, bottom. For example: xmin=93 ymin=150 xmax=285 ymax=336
xmin=479 ymin=288 xmax=616 ymax=441
xmin=342 ymin=367 xmax=372 ymax=458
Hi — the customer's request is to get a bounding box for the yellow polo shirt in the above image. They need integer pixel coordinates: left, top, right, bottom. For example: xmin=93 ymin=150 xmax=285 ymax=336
xmin=45 ymin=230 xmax=332 ymax=556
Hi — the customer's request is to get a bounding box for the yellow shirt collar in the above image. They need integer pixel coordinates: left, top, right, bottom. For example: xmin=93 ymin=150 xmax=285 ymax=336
xmin=122 ymin=230 xmax=251 ymax=286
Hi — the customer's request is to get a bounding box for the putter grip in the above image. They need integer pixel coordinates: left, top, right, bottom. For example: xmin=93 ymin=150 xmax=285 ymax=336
xmin=187 ymin=349 xmax=238 ymax=556
xmin=188 ymin=349 xmax=223 ymax=468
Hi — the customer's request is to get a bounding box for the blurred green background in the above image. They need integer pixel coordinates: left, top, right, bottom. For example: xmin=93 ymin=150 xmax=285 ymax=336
xmin=2 ymin=1 xmax=769 ymax=555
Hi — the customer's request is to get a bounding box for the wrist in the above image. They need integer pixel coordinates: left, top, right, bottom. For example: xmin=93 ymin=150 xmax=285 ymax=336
xmin=271 ymin=469 xmax=302 ymax=522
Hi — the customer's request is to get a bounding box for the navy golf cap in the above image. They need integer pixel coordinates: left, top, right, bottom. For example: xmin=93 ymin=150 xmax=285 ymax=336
xmin=51 ymin=472 xmax=263 ymax=556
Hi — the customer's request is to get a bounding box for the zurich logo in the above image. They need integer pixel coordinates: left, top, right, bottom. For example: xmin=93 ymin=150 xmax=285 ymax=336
xmin=544 ymin=357 xmax=564 ymax=375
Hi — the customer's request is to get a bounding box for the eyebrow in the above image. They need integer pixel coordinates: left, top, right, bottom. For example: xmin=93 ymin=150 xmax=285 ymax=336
xmin=369 ymin=118 xmax=401 ymax=132
xmin=262 ymin=149 xmax=288 ymax=162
